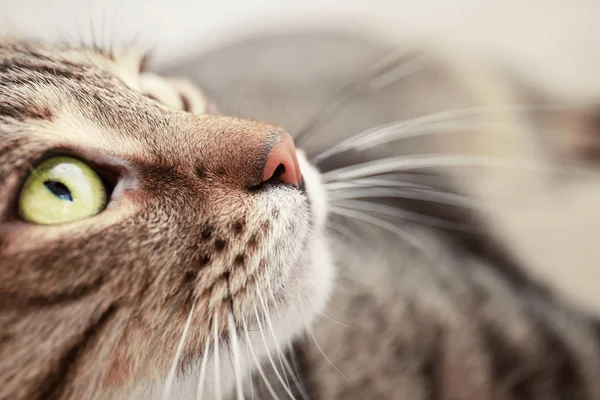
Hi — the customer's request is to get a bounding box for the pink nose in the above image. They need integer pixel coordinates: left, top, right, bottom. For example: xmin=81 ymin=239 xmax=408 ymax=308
xmin=262 ymin=132 xmax=302 ymax=188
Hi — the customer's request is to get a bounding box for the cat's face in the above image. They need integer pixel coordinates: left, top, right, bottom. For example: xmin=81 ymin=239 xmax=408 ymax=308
xmin=0 ymin=40 xmax=333 ymax=399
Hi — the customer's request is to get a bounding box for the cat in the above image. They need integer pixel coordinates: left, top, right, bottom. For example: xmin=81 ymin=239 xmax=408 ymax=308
xmin=2 ymin=29 xmax=600 ymax=400
xmin=0 ymin=38 xmax=334 ymax=399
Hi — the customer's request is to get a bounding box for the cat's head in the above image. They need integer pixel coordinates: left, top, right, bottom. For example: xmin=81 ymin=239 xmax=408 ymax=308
xmin=0 ymin=39 xmax=333 ymax=399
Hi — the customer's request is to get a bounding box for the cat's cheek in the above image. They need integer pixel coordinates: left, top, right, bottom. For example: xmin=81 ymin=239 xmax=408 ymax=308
xmin=103 ymin=351 xmax=133 ymax=389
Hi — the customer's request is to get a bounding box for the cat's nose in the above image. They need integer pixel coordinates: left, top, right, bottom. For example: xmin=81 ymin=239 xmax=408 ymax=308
xmin=261 ymin=132 xmax=302 ymax=188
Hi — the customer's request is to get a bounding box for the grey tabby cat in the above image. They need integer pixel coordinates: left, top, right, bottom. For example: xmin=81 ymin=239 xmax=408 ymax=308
xmin=2 ymin=28 xmax=600 ymax=400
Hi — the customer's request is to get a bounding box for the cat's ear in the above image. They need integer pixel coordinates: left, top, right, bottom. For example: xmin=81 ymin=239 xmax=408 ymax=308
xmin=140 ymin=74 xmax=219 ymax=115
xmin=504 ymin=67 xmax=600 ymax=165
xmin=110 ymin=48 xmax=219 ymax=115
xmin=541 ymin=106 xmax=600 ymax=163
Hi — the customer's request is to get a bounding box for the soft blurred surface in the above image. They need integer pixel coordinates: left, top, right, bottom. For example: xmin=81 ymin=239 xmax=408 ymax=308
xmin=2 ymin=0 xmax=600 ymax=100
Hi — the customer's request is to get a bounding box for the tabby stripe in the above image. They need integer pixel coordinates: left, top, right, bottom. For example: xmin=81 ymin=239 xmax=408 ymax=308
xmin=0 ymin=59 xmax=88 ymax=81
xmin=420 ymin=327 xmax=443 ymax=400
xmin=180 ymin=92 xmax=192 ymax=113
xmin=35 ymin=304 xmax=118 ymax=400
xmin=290 ymin=340 xmax=315 ymax=399
xmin=480 ymin=322 xmax=536 ymax=400
xmin=388 ymin=190 xmax=553 ymax=298
xmin=0 ymin=276 xmax=105 ymax=309
xmin=0 ymin=102 xmax=54 ymax=122
xmin=535 ymin=318 xmax=586 ymax=400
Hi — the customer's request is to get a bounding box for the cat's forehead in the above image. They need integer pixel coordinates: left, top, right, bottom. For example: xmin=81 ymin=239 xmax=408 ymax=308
xmin=0 ymin=41 xmax=197 ymax=166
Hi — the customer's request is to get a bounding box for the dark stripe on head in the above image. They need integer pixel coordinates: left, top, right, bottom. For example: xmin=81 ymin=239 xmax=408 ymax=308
xmin=35 ymin=304 xmax=118 ymax=400
xmin=0 ymin=103 xmax=54 ymax=122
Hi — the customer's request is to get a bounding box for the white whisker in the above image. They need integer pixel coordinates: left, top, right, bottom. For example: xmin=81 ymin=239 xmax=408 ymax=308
xmin=316 ymin=310 xmax=355 ymax=328
xmin=162 ymin=303 xmax=195 ymax=400
xmin=314 ymin=119 xmax=508 ymax=164
xmin=313 ymin=102 xmax=590 ymax=163
xmin=256 ymin=290 xmax=290 ymax=388
xmin=329 ymin=206 xmax=437 ymax=259
xmin=326 ymin=176 xmax=438 ymax=191
xmin=322 ymin=154 xmax=537 ymax=183
xmin=196 ymin=337 xmax=211 ymax=400
xmin=333 ymin=199 xmax=476 ymax=231
xmin=228 ymin=312 xmax=245 ymax=400
xmin=213 ymin=312 xmax=222 ymax=400
xmin=327 ymin=219 xmax=362 ymax=243
xmin=306 ymin=329 xmax=353 ymax=386
xmin=368 ymin=53 xmax=435 ymax=90
xmin=247 ymin=341 xmax=255 ymax=400
xmin=329 ymin=185 xmax=477 ymax=211
xmin=253 ymin=296 xmax=296 ymax=399
xmin=243 ymin=317 xmax=281 ymax=400
xmin=295 ymin=49 xmax=432 ymax=144
xmin=258 ymin=289 xmax=311 ymax=400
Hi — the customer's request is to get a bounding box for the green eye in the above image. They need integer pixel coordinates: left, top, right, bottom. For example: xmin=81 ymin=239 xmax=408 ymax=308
xmin=18 ymin=156 xmax=108 ymax=225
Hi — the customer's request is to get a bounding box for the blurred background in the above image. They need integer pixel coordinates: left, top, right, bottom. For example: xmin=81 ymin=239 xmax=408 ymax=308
xmin=1 ymin=0 xmax=600 ymax=99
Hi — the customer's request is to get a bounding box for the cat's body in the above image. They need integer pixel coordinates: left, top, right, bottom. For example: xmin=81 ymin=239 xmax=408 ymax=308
xmin=2 ymin=30 xmax=600 ymax=400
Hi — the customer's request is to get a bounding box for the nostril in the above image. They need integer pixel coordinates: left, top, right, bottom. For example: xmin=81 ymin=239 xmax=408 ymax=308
xmin=268 ymin=164 xmax=286 ymax=181
xmin=261 ymin=132 xmax=302 ymax=188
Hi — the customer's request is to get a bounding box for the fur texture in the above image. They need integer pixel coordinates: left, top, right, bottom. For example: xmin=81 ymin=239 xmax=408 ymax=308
xmin=0 ymin=39 xmax=334 ymax=400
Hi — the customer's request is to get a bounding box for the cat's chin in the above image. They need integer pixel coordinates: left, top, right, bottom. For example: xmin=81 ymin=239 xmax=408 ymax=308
xmin=119 ymin=151 xmax=334 ymax=400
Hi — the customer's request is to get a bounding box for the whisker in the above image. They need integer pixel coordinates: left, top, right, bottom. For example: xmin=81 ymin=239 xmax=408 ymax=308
xmin=243 ymin=317 xmax=281 ymax=400
xmin=333 ymin=199 xmax=477 ymax=231
xmin=253 ymin=300 xmax=296 ymax=399
xmin=258 ymin=289 xmax=311 ymax=400
xmin=246 ymin=337 xmax=255 ymax=400
xmin=314 ymin=116 xmax=506 ymax=164
xmin=162 ymin=303 xmax=195 ymax=400
xmin=228 ymin=312 xmax=245 ymax=400
xmin=316 ymin=310 xmax=354 ymax=328
xmin=327 ymin=185 xmax=481 ymax=211
xmin=326 ymin=175 xmax=483 ymax=209
xmin=326 ymin=220 xmax=358 ymax=243
xmin=312 ymin=101 xmax=595 ymax=163
xmin=329 ymin=206 xmax=437 ymax=260
xmin=306 ymin=329 xmax=353 ymax=386
xmin=325 ymin=176 xmax=442 ymax=192
xmin=213 ymin=311 xmax=222 ymax=400
xmin=108 ymin=0 xmax=126 ymax=55
xmin=287 ymin=345 xmax=306 ymax=393
xmin=100 ymin=2 xmax=110 ymax=53
xmin=322 ymin=154 xmax=544 ymax=183
xmin=86 ymin=0 xmax=98 ymax=51
xmin=368 ymin=53 xmax=434 ymax=89
xmin=141 ymin=278 xmax=195 ymax=372
xmin=256 ymin=290 xmax=291 ymax=389
xmin=154 ymin=279 xmax=195 ymax=341
xmin=294 ymin=49 xmax=432 ymax=146
xmin=195 ymin=338 xmax=211 ymax=400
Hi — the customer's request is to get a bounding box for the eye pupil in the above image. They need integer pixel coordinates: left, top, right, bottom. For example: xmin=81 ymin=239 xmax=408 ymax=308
xmin=44 ymin=181 xmax=73 ymax=202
